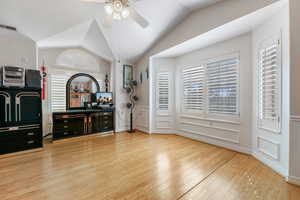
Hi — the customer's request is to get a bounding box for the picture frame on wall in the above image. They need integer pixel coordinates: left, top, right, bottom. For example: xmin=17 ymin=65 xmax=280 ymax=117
xmin=123 ymin=64 xmax=133 ymax=89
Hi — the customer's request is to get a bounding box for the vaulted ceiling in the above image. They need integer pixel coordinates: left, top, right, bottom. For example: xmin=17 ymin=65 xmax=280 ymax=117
xmin=0 ymin=0 xmax=224 ymax=63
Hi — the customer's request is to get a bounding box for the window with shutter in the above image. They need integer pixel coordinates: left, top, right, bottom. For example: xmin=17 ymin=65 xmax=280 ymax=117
xmin=258 ymin=38 xmax=281 ymax=131
xmin=50 ymin=75 xmax=67 ymax=112
xmin=157 ymin=72 xmax=169 ymax=111
xmin=207 ymin=57 xmax=239 ymax=115
xmin=182 ymin=66 xmax=205 ymax=112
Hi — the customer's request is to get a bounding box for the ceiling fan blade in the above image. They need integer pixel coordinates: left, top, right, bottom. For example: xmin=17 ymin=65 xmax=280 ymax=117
xmin=128 ymin=7 xmax=149 ymax=28
xmin=81 ymin=0 xmax=107 ymax=3
xmin=102 ymin=15 xmax=113 ymax=28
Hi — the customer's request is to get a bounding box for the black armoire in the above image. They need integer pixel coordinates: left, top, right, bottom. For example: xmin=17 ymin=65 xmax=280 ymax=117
xmin=0 ymin=69 xmax=43 ymax=155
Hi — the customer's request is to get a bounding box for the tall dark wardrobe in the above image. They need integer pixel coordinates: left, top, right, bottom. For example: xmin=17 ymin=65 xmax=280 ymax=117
xmin=0 ymin=67 xmax=43 ymax=155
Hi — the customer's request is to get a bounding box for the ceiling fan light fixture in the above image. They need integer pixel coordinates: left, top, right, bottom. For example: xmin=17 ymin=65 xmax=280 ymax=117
xmin=112 ymin=12 xmax=122 ymax=20
xmin=113 ymin=0 xmax=123 ymax=12
xmin=104 ymin=4 xmax=113 ymax=15
xmin=121 ymin=8 xmax=130 ymax=18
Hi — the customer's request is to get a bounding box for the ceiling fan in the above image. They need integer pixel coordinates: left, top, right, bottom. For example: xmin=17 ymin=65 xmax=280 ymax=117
xmin=81 ymin=0 xmax=149 ymax=28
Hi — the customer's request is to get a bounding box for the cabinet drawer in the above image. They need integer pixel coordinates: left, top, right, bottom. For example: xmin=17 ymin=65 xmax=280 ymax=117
xmin=53 ymin=125 xmax=71 ymax=133
xmin=53 ymin=119 xmax=78 ymax=128
xmin=53 ymin=131 xmax=75 ymax=139
xmin=17 ymin=137 xmax=42 ymax=148
xmin=0 ymin=128 xmax=41 ymax=142
xmin=0 ymin=129 xmax=42 ymax=155
xmin=101 ymin=115 xmax=113 ymax=120
xmin=102 ymin=120 xmax=112 ymax=126
xmin=100 ymin=112 xmax=113 ymax=117
xmin=101 ymin=121 xmax=113 ymax=131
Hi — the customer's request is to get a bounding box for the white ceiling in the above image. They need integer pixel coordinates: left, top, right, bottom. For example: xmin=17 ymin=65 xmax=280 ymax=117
xmin=0 ymin=0 xmax=225 ymax=63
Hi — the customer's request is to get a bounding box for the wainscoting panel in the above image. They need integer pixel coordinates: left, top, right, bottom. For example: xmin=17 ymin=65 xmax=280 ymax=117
xmin=156 ymin=120 xmax=171 ymax=129
xmin=180 ymin=115 xmax=240 ymax=131
xmin=135 ymin=105 xmax=149 ymax=133
xmin=178 ymin=115 xmax=240 ymax=144
xmin=154 ymin=114 xmax=174 ymax=133
xmin=257 ymin=136 xmax=280 ymax=160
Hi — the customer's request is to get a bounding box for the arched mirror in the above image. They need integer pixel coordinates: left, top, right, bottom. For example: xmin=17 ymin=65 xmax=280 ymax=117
xmin=66 ymin=73 xmax=100 ymax=110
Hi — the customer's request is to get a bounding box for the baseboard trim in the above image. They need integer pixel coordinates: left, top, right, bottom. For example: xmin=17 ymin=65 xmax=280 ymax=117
xmin=177 ymin=131 xmax=251 ymax=155
xmin=135 ymin=127 xmax=150 ymax=134
xmin=286 ymin=176 xmax=300 ymax=186
xmin=152 ymin=129 xmax=177 ymax=135
xmin=252 ymin=152 xmax=288 ymax=177
xmin=115 ymin=128 xmax=129 ymax=133
xmin=136 ymin=129 xmax=150 ymax=134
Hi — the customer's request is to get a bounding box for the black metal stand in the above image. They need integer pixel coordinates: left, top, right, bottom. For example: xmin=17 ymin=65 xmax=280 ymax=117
xmin=128 ymin=109 xmax=135 ymax=133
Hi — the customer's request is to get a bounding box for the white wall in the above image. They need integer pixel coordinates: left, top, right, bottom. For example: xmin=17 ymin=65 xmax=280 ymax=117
xmin=289 ymin=0 xmax=300 ymax=185
xmin=0 ymin=28 xmax=37 ymax=69
xmin=252 ymin=4 xmax=290 ymax=177
xmin=113 ymin=61 xmax=131 ymax=132
xmin=39 ymin=47 xmax=110 ymax=76
xmin=171 ymin=33 xmax=252 ymax=154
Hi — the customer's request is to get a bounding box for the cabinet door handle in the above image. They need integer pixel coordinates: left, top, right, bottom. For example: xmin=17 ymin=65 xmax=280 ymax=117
xmin=64 ymin=126 xmax=68 ymax=128
xmin=4 ymin=104 xmax=8 ymax=122
xmin=27 ymin=140 xmax=35 ymax=144
xmin=27 ymin=132 xmax=34 ymax=136
xmin=63 ymin=132 xmax=68 ymax=135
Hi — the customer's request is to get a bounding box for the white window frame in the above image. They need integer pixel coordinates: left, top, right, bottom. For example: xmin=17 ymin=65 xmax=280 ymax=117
xmin=49 ymin=74 xmax=68 ymax=112
xmin=156 ymin=72 xmax=170 ymax=113
xmin=206 ymin=53 xmax=240 ymax=117
xmin=181 ymin=65 xmax=206 ymax=114
xmin=180 ymin=53 xmax=240 ymax=117
xmin=257 ymin=35 xmax=282 ymax=133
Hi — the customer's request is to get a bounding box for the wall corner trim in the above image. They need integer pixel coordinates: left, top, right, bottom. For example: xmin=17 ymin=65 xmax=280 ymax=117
xmin=286 ymin=176 xmax=300 ymax=186
xmin=290 ymin=115 xmax=300 ymax=121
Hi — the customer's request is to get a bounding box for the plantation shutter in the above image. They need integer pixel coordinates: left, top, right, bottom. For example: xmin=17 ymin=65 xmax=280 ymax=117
xmin=182 ymin=66 xmax=205 ymax=111
xmin=157 ymin=72 xmax=169 ymax=111
xmin=258 ymin=39 xmax=281 ymax=131
xmin=207 ymin=57 xmax=239 ymax=115
xmin=50 ymin=75 xmax=67 ymax=112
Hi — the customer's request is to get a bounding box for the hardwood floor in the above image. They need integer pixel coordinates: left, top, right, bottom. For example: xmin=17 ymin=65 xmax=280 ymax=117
xmin=0 ymin=132 xmax=299 ymax=200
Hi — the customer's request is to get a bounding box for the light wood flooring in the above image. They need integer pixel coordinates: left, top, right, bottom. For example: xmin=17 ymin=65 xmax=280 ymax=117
xmin=0 ymin=132 xmax=299 ymax=200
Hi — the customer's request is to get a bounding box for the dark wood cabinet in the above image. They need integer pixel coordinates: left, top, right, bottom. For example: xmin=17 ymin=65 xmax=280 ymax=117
xmin=90 ymin=113 xmax=102 ymax=133
xmin=0 ymin=91 xmax=10 ymax=128
xmin=0 ymin=88 xmax=43 ymax=155
xmin=16 ymin=92 xmax=41 ymax=124
xmin=0 ymin=125 xmax=42 ymax=155
xmin=52 ymin=110 xmax=114 ymax=141
xmin=53 ymin=114 xmax=86 ymax=139
xmin=100 ymin=112 xmax=114 ymax=132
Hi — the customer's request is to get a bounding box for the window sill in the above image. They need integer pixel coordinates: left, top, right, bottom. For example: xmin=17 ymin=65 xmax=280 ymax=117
xmin=179 ymin=114 xmax=241 ymax=125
